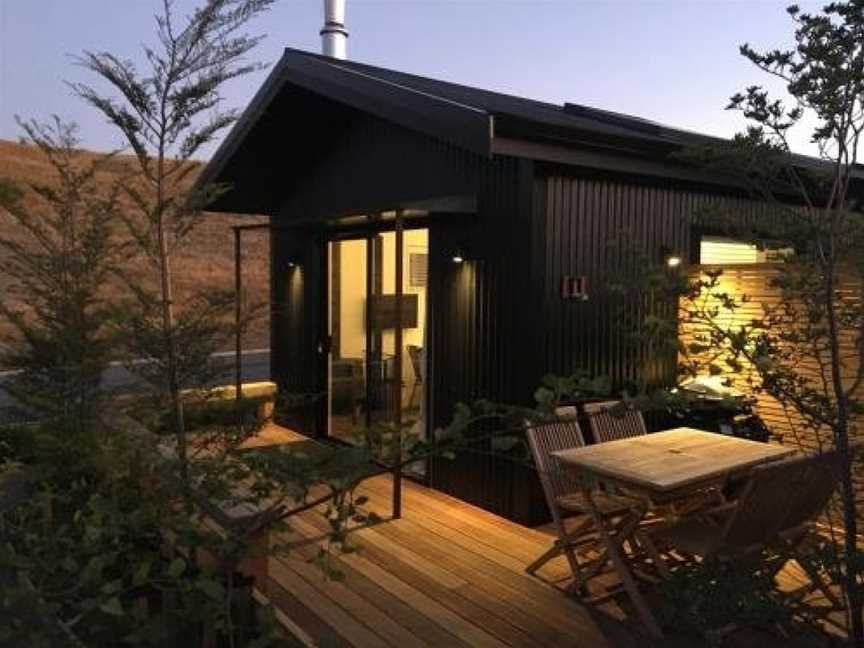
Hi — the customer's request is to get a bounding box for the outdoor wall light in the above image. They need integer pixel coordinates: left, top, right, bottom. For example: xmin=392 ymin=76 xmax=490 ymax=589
xmin=451 ymin=247 xmax=466 ymax=264
xmin=661 ymin=246 xmax=682 ymax=268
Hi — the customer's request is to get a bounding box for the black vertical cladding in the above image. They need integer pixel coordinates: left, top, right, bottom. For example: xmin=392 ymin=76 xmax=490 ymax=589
xmin=535 ymin=166 xmax=774 ymax=389
xmin=427 ymin=155 xmax=546 ymax=522
xmin=271 ymin=109 xmax=483 ymax=436
xmin=266 ymin=103 xmax=784 ymax=522
xmin=270 ymin=224 xmax=327 ymax=435
xmin=219 ymin=57 xmax=823 ymax=526
xmin=275 ymin=105 xmax=477 ymax=221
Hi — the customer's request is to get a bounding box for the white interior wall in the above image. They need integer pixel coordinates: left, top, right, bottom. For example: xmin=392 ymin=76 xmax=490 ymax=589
xmin=335 ymin=229 xmax=428 ymax=392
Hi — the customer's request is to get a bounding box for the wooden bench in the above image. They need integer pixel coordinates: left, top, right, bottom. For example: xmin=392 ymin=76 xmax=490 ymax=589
xmin=181 ymin=380 xmax=278 ymax=425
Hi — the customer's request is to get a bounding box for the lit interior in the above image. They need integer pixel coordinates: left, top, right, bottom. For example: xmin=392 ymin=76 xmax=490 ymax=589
xmin=700 ymin=236 xmax=761 ymax=264
xmin=327 ymin=229 xmax=428 ymax=449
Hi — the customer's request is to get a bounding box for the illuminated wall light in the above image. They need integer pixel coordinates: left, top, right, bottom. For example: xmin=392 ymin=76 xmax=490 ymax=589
xmin=451 ymin=247 xmax=465 ymax=264
xmin=661 ymin=245 xmax=682 ymax=268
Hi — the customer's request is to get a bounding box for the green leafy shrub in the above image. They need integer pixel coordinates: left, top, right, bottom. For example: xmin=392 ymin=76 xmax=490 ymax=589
xmin=659 ymin=556 xmax=809 ymax=634
xmin=161 ymin=396 xmax=265 ymax=434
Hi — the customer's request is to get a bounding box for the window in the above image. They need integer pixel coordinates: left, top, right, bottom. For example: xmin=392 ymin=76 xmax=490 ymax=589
xmin=699 ymin=235 xmax=792 ymax=265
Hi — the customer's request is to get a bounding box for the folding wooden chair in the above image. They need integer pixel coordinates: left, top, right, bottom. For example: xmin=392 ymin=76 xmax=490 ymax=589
xmin=645 ymin=449 xmax=848 ymax=629
xmin=524 ymin=407 xmax=639 ymax=585
xmin=650 ymin=453 xmax=806 ymax=560
xmin=650 ymin=451 xmax=842 ymax=605
xmin=584 ymin=400 xmax=647 ymax=443
xmin=773 ymin=450 xmax=843 ymax=606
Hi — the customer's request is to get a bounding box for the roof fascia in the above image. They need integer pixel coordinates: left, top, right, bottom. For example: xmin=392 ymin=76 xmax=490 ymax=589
xmin=491 ymin=136 xmax=749 ymax=189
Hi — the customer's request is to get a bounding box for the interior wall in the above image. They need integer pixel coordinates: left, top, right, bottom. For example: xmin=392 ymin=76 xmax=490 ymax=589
xmin=336 ymin=239 xmax=367 ymax=359
xmin=330 ymin=229 xmax=429 ymax=406
xmin=380 ymin=229 xmax=428 ymax=388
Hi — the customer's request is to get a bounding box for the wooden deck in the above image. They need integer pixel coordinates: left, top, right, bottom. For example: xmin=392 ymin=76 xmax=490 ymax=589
xmin=262 ymin=471 xmax=634 ymax=648
xmin=248 ymin=427 xmax=845 ymax=647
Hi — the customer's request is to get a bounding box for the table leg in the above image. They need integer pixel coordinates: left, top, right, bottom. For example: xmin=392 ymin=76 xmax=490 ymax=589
xmin=582 ymin=486 xmax=664 ymax=639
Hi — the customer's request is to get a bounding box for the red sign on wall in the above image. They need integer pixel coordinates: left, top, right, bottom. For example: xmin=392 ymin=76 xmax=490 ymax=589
xmin=560 ymin=275 xmax=589 ymax=301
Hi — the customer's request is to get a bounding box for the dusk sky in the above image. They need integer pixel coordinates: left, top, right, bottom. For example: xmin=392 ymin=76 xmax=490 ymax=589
xmin=0 ymin=0 xmax=824 ymax=158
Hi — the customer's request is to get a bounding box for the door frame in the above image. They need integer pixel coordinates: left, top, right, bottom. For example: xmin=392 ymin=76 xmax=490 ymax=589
xmin=321 ymin=215 xmax=431 ymax=484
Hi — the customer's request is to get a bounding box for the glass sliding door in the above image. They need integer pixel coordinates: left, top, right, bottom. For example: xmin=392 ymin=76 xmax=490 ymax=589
xmin=327 ymin=228 xmax=429 ymax=457
xmin=327 ymin=237 xmax=368 ymax=441
xmin=366 ymin=232 xmax=394 ymax=431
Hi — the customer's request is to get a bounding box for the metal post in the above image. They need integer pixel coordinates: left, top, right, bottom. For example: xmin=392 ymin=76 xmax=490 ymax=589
xmin=364 ymin=236 xmax=374 ymax=430
xmin=393 ymin=212 xmax=404 ymax=519
xmin=234 ymin=227 xmax=243 ymax=405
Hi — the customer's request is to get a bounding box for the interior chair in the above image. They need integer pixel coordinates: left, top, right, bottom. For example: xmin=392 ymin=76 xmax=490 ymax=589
xmin=524 ymin=407 xmax=640 ymax=586
xmin=406 ymin=345 xmax=423 ymax=410
xmin=330 ymin=358 xmax=365 ymax=425
xmin=584 ymin=400 xmax=648 ymax=443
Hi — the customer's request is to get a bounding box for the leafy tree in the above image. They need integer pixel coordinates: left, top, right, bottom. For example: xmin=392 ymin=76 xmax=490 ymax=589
xmin=70 ymin=0 xmax=275 ymax=489
xmin=619 ymin=1 xmax=864 ymax=640
xmin=0 ymin=118 xmax=121 ymax=433
xmin=0 ymin=117 xmax=291 ymax=646
xmin=719 ymin=3 xmax=864 ymax=637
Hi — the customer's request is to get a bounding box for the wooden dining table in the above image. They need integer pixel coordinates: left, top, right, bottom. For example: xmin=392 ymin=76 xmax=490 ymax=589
xmin=552 ymin=427 xmax=796 ymax=637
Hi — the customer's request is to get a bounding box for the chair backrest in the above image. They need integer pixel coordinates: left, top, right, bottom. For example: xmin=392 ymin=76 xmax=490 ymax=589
xmin=718 ymin=453 xmax=816 ymax=553
xmin=778 ymin=449 xmax=840 ymax=532
xmin=583 ymin=400 xmax=647 ymax=443
xmin=525 ymin=407 xmax=586 ymax=517
xmin=407 ymin=345 xmax=423 ymax=381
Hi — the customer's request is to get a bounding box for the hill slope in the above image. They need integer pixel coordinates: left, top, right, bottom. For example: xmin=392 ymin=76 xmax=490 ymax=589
xmin=0 ymin=139 xmax=271 ymax=351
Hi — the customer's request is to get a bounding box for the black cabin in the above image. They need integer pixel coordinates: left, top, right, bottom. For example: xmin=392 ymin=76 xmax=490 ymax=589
xmin=200 ymin=48 xmax=779 ymax=524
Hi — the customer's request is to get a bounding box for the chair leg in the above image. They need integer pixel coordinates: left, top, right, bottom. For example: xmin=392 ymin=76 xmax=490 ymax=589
xmin=560 ymin=516 xmax=595 ymax=582
xmin=572 ymin=510 xmax=641 ymax=592
xmin=634 ymin=530 xmax=671 ymax=580
xmin=776 ymin=535 xmax=843 ymax=609
xmin=794 ymin=555 xmax=843 ymax=609
xmin=526 ymin=543 xmax=564 ymax=575
xmin=527 ymin=514 xmax=594 ymax=580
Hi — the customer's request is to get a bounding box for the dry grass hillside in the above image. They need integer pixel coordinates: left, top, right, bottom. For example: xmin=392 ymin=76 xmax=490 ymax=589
xmin=0 ymin=139 xmax=271 ymax=351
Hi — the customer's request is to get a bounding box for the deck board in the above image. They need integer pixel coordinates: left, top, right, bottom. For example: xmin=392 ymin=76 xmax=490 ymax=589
xmin=260 ymin=427 xmax=844 ymax=646
xmin=291 ymin=513 xmax=530 ymax=648
xmin=266 ymin=469 xmax=620 ymax=646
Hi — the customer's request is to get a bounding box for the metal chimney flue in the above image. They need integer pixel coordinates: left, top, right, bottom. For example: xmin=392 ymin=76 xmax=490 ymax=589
xmin=321 ymin=0 xmax=348 ymax=59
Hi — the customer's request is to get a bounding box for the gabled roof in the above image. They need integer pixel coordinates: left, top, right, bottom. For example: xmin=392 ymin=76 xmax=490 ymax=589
xmin=200 ymin=48 xmax=861 ymax=214
xmin=279 ymin=50 xmax=713 ymax=148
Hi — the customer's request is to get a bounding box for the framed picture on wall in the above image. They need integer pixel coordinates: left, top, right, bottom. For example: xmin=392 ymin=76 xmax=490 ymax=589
xmin=409 ymin=252 xmax=428 ymax=287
